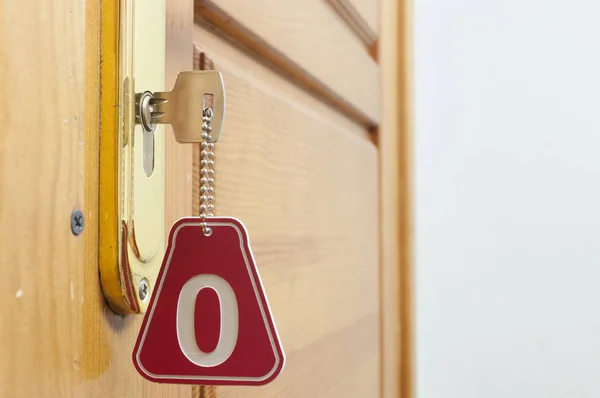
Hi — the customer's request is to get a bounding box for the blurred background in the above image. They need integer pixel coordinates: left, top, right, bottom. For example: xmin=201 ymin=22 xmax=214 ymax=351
xmin=414 ymin=1 xmax=600 ymax=397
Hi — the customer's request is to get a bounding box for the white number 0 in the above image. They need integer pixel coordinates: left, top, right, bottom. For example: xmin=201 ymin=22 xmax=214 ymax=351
xmin=176 ymin=274 xmax=239 ymax=367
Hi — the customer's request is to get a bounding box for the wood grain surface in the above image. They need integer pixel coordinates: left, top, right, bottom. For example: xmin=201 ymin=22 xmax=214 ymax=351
xmin=194 ymin=26 xmax=380 ymax=398
xmin=0 ymin=0 xmax=87 ymax=396
xmin=0 ymin=0 xmax=194 ymax=396
xmin=195 ymin=0 xmax=380 ymax=128
xmin=165 ymin=0 xmax=194 ymax=228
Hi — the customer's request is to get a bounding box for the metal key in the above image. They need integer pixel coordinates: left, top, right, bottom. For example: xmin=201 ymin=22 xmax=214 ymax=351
xmin=135 ymin=70 xmax=226 ymax=143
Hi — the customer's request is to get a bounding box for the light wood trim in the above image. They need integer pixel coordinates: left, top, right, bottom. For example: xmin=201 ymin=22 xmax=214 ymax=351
xmin=194 ymin=0 xmax=380 ymax=129
xmin=379 ymin=0 xmax=413 ymax=397
xmin=325 ymin=0 xmax=378 ymax=50
xmin=349 ymin=0 xmax=380 ymax=35
xmin=398 ymin=0 xmax=414 ymax=393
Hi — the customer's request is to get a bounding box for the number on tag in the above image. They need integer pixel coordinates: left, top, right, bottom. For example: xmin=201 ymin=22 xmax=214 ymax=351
xmin=177 ymin=274 xmax=239 ymax=367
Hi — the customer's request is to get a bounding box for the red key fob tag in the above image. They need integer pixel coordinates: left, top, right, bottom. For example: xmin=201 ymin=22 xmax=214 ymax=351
xmin=133 ymin=217 xmax=285 ymax=385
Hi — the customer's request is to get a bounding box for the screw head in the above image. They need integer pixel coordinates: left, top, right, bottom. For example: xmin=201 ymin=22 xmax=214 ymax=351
xmin=139 ymin=278 xmax=150 ymax=301
xmin=71 ymin=209 xmax=84 ymax=236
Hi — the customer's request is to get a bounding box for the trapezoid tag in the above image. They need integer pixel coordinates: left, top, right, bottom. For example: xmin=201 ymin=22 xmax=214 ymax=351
xmin=133 ymin=217 xmax=285 ymax=385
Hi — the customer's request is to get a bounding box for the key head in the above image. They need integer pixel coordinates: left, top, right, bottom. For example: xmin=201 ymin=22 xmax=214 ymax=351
xmin=152 ymin=71 xmax=226 ymax=143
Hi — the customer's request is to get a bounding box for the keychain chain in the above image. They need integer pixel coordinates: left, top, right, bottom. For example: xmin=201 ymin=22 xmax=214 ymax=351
xmin=200 ymin=108 xmax=215 ymax=236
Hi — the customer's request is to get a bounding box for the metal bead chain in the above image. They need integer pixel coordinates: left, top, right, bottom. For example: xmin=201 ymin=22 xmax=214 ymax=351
xmin=199 ymin=108 xmax=215 ymax=236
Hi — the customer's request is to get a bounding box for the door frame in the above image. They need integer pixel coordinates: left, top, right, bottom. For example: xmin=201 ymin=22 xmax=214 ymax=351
xmin=379 ymin=0 xmax=413 ymax=397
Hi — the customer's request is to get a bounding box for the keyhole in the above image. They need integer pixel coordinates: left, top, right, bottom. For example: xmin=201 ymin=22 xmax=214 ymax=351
xmin=143 ymin=125 xmax=155 ymax=177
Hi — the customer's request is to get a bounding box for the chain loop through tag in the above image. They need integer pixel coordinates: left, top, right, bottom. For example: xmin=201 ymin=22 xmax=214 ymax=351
xmin=199 ymin=108 xmax=215 ymax=236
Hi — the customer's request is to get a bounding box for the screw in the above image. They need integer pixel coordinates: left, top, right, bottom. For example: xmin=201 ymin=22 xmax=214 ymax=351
xmin=139 ymin=278 xmax=150 ymax=301
xmin=71 ymin=209 xmax=84 ymax=236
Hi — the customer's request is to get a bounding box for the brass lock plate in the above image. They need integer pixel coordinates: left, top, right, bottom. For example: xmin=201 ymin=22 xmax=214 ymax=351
xmin=99 ymin=0 xmax=166 ymax=314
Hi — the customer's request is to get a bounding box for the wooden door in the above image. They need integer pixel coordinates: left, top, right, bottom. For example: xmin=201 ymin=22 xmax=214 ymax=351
xmin=0 ymin=0 xmax=409 ymax=397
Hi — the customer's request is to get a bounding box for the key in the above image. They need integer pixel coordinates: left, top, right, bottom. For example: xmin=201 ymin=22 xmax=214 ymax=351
xmin=135 ymin=70 xmax=225 ymax=143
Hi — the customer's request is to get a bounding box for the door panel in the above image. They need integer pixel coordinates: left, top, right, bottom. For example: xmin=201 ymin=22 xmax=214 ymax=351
xmin=194 ymin=24 xmax=380 ymax=398
xmin=195 ymin=0 xmax=380 ymax=126
xmin=0 ymin=0 xmax=399 ymax=396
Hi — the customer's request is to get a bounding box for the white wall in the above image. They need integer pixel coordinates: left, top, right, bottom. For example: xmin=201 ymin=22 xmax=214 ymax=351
xmin=414 ymin=1 xmax=600 ymax=397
